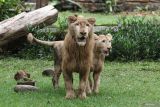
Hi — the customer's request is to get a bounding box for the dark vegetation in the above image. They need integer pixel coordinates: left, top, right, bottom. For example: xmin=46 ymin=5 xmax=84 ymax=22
xmin=0 ymin=0 xmax=25 ymax=21
xmin=13 ymin=16 xmax=160 ymax=61
xmin=107 ymin=17 xmax=160 ymax=61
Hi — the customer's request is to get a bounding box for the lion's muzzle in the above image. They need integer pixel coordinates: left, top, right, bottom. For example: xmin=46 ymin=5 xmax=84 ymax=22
xmin=77 ymin=34 xmax=87 ymax=46
xmin=103 ymin=47 xmax=112 ymax=56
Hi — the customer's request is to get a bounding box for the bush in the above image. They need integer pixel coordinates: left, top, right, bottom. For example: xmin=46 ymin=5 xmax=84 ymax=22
xmin=0 ymin=0 xmax=24 ymax=21
xmin=54 ymin=15 xmax=68 ymax=40
xmin=107 ymin=16 xmax=160 ymax=61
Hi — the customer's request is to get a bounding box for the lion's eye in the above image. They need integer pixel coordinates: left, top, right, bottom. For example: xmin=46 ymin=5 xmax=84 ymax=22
xmin=86 ymin=24 xmax=89 ymax=26
xmin=76 ymin=23 xmax=79 ymax=26
xmin=102 ymin=40 xmax=105 ymax=43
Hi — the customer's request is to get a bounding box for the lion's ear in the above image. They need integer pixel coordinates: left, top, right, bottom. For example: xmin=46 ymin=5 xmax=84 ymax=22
xmin=88 ymin=18 xmax=96 ymax=25
xmin=68 ymin=16 xmax=77 ymax=23
xmin=106 ymin=33 xmax=112 ymax=40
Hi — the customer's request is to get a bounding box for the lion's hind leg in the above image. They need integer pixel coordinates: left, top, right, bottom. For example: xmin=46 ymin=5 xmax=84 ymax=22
xmin=52 ymin=65 xmax=62 ymax=89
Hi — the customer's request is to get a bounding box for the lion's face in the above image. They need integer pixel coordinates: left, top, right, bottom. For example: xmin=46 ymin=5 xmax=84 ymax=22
xmin=68 ymin=16 xmax=96 ymax=46
xmin=95 ymin=34 xmax=112 ymax=56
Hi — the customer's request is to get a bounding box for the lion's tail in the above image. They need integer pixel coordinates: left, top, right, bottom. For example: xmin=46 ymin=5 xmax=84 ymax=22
xmin=27 ymin=33 xmax=55 ymax=46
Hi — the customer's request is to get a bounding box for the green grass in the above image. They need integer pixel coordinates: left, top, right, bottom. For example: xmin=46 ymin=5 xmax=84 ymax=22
xmin=58 ymin=11 xmax=118 ymax=25
xmin=57 ymin=11 xmax=160 ymax=25
xmin=0 ymin=57 xmax=160 ymax=107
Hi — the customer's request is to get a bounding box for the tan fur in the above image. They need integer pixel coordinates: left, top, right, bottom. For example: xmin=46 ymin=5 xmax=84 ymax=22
xmin=27 ymin=33 xmax=61 ymax=46
xmin=62 ymin=16 xmax=95 ymax=99
xmin=27 ymin=33 xmax=63 ymax=88
xmin=90 ymin=34 xmax=112 ymax=93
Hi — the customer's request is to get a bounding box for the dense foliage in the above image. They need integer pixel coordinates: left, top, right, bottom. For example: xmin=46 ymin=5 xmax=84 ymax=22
xmin=107 ymin=17 xmax=160 ymax=61
xmin=0 ymin=0 xmax=24 ymax=21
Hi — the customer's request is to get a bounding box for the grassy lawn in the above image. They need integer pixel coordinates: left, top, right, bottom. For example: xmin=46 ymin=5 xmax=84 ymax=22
xmin=58 ymin=11 xmax=118 ymax=25
xmin=57 ymin=11 xmax=160 ymax=25
xmin=0 ymin=57 xmax=160 ymax=107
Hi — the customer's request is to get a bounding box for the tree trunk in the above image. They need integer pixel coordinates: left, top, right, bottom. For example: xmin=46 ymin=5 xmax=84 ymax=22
xmin=0 ymin=5 xmax=58 ymax=47
xmin=14 ymin=85 xmax=38 ymax=92
xmin=36 ymin=0 xmax=49 ymax=9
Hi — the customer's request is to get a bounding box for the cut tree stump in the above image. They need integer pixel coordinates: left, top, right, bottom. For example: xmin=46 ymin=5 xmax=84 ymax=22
xmin=14 ymin=85 xmax=39 ymax=92
xmin=0 ymin=5 xmax=58 ymax=47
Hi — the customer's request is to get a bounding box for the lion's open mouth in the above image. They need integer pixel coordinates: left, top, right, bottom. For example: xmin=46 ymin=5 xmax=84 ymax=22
xmin=103 ymin=49 xmax=110 ymax=56
xmin=103 ymin=50 xmax=109 ymax=56
xmin=77 ymin=36 xmax=86 ymax=46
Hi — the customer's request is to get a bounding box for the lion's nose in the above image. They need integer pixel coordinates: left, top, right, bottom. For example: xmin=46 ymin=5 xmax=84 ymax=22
xmin=80 ymin=32 xmax=86 ymax=35
xmin=107 ymin=47 xmax=112 ymax=51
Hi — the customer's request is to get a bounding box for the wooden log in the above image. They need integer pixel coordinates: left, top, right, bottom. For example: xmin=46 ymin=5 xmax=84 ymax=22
xmin=14 ymin=85 xmax=38 ymax=92
xmin=17 ymin=81 xmax=36 ymax=86
xmin=0 ymin=5 xmax=58 ymax=47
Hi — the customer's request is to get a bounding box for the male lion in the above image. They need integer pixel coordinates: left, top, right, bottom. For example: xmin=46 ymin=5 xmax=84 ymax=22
xmin=28 ymin=16 xmax=96 ymax=99
xmin=62 ymin=16 xmax=95 ymax=99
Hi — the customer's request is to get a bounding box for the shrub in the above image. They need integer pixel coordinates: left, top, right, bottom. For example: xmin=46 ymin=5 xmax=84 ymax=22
xmin=107 ymin=16 xmax=160 ymax=61
xmin=0 ymin=0 xmax=24 ymax=21
xmin=54 ymin=15 xmax=67 ymax=40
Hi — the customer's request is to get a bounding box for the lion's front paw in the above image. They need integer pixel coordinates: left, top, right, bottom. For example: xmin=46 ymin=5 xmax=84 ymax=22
xmin=65 ymin=91 xmax=76 ymax=99
xmin=93 ymin=89 xmax=99 ymax=94
xmin=86 ymin=88 xmax=92 ymax=95
xmin=78 ymin=92 xmax=86 ymax=99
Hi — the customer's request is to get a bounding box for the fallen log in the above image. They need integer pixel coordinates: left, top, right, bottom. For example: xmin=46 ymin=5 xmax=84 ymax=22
xmin=14 ymin=85 xmax=38 ymax=92
xmin=0 ymin=5 xmax=58 ymax=47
